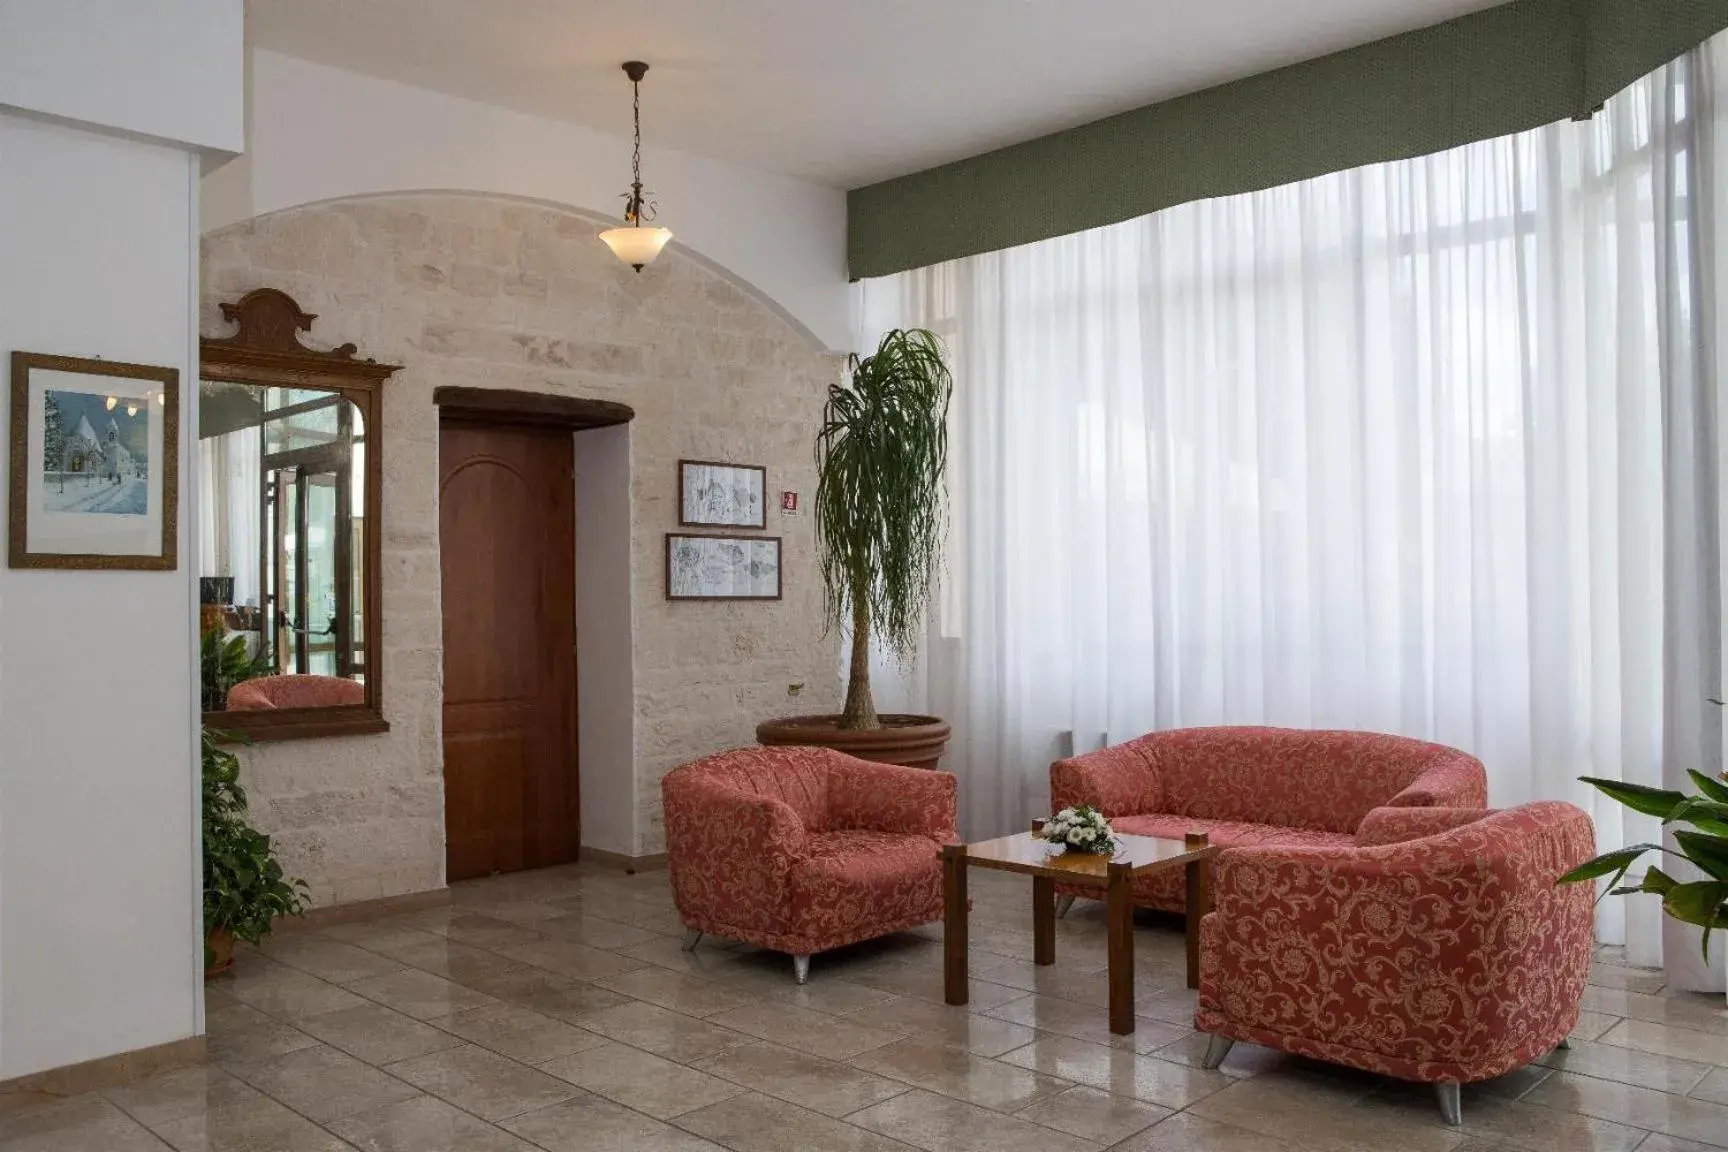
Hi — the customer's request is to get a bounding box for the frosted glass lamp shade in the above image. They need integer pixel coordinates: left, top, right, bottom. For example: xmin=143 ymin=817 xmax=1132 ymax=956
xmin=599 ymin=225 xmax=673 ymax=270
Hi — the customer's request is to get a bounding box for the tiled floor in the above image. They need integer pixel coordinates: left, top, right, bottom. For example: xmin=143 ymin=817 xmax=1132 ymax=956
xmin=7 ymin=862 xmax=1728 ymax=1151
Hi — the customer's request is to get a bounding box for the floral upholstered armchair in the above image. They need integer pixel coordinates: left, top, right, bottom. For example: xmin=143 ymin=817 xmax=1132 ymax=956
xmin=661 ymin=746 xmax=958 ymax=983
xmin=1195 ymin=801 xmax=1595 ymax=1125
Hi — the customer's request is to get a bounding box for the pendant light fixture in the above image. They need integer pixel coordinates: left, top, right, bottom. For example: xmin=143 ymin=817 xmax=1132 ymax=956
xmin=598 ymin=61 xmax=674 ymax=271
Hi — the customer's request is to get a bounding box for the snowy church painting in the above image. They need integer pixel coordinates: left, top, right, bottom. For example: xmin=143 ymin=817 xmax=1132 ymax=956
xmin=40 ymin=390 xmax=150 ymax=516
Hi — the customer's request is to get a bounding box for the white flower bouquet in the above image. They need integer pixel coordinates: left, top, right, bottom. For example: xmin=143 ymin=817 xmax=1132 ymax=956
xmin=1041 ymin=805 xmax=1118 ymax=855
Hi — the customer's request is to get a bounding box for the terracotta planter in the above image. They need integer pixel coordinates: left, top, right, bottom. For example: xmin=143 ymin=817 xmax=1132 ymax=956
xmin=204 ymin=927 xmax=236 ymax=980
xmin=756 ymin=714 xmax=951 ymax=770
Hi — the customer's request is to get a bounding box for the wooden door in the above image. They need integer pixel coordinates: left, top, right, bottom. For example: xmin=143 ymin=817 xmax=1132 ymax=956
xmin=439 ymin=419 xmax=578 ymax=881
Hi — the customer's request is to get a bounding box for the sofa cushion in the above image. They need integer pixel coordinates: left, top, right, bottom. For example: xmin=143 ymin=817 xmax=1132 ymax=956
xmin=1102 ymin=813 xmax=1355 ymax=913
xmin=789 ymin=830 xmax=944 ymax=947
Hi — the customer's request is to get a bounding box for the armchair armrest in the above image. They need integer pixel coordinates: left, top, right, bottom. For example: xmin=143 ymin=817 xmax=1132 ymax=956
xmin=1354 ymin=806 xmax=1490 ymax=846
xmin=1050 ymin=738 xmax=1161 ymax=818
xmin=1382 ymin=751 xmax=1488 ymax=811
xmin=662 ymin=776 xmax=809 ymax=938
xmin=827 ymin=758 xmax=958 ymax=842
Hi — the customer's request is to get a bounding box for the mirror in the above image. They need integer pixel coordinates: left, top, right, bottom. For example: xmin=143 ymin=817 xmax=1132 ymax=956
xmin=199 ymin=289 xmax=398 ymax=740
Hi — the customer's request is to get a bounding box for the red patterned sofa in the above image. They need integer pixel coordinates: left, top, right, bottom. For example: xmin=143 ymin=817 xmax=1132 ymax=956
xmin=1195 ymin=801 xmax=1594 ymax=1124
xmin=1049 ymin=726 xmax=1487 ymax=912
xmin=661 ymin=746 xmax=958 ymax=983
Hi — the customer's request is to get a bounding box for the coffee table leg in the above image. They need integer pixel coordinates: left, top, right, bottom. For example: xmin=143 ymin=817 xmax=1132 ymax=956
xmin=1184 ymin=835 xmax=1212 ymax=991
xmin=943 ymin=844 xmax=969 ymax=1006
xmin=1033 ymin=876 xmax=1056 ymax=966
xmin=1107 ymin=861 xmax=1134 ymax=1035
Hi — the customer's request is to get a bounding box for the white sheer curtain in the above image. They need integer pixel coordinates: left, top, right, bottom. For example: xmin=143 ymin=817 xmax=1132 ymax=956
xmin=198 ymin=430 xmax=262 ymax=607
xmin=857 ymin=41 xmax=1727 ymax=990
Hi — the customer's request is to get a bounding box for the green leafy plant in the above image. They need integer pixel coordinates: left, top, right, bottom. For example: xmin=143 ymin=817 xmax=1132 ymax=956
xmin=203 ymin=728 xmax=307 ymax=956
xmin=816 ymin=328 xmax=953 ymax=730
xmin=201 ymin=628 xmax=272 ymax=712
xmin=1558 ymin=770 xmax=1728 ymax=959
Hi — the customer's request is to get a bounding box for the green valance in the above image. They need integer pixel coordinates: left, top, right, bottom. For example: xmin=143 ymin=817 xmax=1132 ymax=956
xmin=847 ymin=0 xmax=1728 ymax=280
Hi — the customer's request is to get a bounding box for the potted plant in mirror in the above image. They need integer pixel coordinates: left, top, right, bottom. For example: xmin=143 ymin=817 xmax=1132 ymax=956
xmin=757 ymin=328 xmax=954 ymax=768
xmin=1559 ymin=768 xmax=1728 ymax=999
xmin=203 ymin=728 xmax=307 ymax=977
xmin=201 ymin=627 xmax=272 ymax=713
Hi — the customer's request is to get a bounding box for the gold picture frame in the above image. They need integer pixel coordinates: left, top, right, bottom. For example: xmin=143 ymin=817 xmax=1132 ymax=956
xmin=8 ymin=351 xmax=180 ymax=570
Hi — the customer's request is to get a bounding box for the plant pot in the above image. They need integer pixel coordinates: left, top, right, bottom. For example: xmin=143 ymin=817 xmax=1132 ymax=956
xmin=755 ymin=714 xmax=951 ymax=770
xmin=204 ymin=927 xmax=236 ymax=980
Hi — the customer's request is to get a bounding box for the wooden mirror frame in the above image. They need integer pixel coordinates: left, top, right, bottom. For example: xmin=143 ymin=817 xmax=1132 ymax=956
xmin=200 ymin=289 xmax=400 ymax=741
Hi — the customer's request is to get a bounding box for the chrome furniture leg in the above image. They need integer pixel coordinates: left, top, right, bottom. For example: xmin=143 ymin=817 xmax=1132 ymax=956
xmin=1055 ymin=894 xmax=1077 ymax=918
xmin=1435 ymin=1082 xmax=1462 ymax=1126
xmin=793 ymin=954 xmax=811 ymax=984
xmin=1201 ymin=1035 xmax=1235 ymax=1070
xmin=681 ymin=929 xmax=702 ymax=951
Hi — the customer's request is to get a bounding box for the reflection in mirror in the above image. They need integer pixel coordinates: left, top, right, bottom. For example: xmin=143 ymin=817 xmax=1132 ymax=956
xmin=199 ymin=381 xmax=367 ymax=713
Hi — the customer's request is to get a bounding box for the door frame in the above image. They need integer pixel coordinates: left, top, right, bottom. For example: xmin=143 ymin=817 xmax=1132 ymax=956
xmin=433 ymin=388 xmax=635 ymax=878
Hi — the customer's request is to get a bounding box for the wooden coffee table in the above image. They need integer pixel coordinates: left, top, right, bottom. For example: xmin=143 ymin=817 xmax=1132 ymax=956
xmin=941 ymin=827 xmax=1216 ymax=1035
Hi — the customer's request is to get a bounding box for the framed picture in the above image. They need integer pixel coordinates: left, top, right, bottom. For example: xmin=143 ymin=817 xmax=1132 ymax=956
xmin=666 ymin=533 xmax=782 ymax=601
xmin=679 ymin=459 xmax=767 ymax=529
xmin=9 ymin=351 xmax=179 ymax=570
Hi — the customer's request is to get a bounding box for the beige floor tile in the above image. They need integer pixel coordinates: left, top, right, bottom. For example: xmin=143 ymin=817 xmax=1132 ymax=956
xmin=384 ymin=1043 xmax=577 ymax=1121
xmin=326 ymin=1095 xmax=539 ymax=1152
xmin=693 ymin=1041 xmax=910 ymax=1118
xmin=456 ymin=969 xmax=632 ymax=1020
xmin=103 ymin=1067 xmax=262 ymax=1130
xmin=434 ymin=913 xmax=547 ymax=951
xmin=501 ymin=1092 xmax=728 ymax=1152
xmin=539 ymin=1041 xmax=745 ymax=1119
xmin=1579 ymin=988 xmax=1728 ymax=1034
xmin=227 ymin=1044 xmax=422 ymax=1122
xmin=1588 ymin=963 xmax=1667 ymax=995
xmin=1441 ymin=1092 xmax=1646 ymax=1152
xmin=0 ymin=1096 xmax=173 ymax=1152
xmin=1689 ymin=1066 xmax=1728 ymax=1107
xmin=431 ymin=1003 xmax=606 ymax=1062
xmin=1597 ymin=1017 xmax=1728 ymax=1066
xmin=766 ymin=977 xmax=901 ymax=1017
xmin=576 ymin=999 xmax=753 ymax=1061
xmin=258 ymin=935 xmax=407 ymax=985
xmin=460 ymin=899 xmax=572 ymax=928
xmin=151 ymin=1091 xmax=353 ymax=1152
xmin=1111 ymin=1112 xmax=1310 ymax=1151
xmin=984 ymin=994 xmax=1191 ymax=1054
xmin=346 ymin=968 xmax=503 ymax=1021
xmin=1186 ymin=1074 xmax=1462 ymax=1152
xmin=217 ymin=962 xmax=370 ymax=1021
xmin=372 ymin=938 xmax=534 ymax=986
xmin=847 ymin=1087 xmax=1102 ymax=1152
xmin=673 ymin=1090 xmax=913 ymax=1152
xmin=534 ymin=913 xmax=664 ymax=950
xmin=847 ymin=996 xmax=1039 ymax=1057
xmin=316 ymin=921 xmax=444 ymax=955
xmin=1149 ymin=1034 xmax=1290 ymax=1078
xmin=614 ymin=936 xmax=756 ymax=978
xmin=295 ymin=1002 xmax=464 ymax=1066
xmin=592 ymin=966 xmax=755 ymax=1017
xmin=848 ymin=1035 xmax=1072 ymax=1113
xmin=1013 ymin=1083 xmax=1170 ymax=1144
xmin=1131 ymin=986 xmax=1201 ymax=1027
xmin=997 ymin=1034 xmax=1230 ymax=1110
xmin=1536 ymin=1038 xmax=1712 ymax=1094
xmin=1523 ymin=1070 xmax=1728 ymax=1147
xmin=840 ymin=964 xmax=1026 ymax=1012
xmin=1631 ymin=1134 xmax=1728 ymax=1152
xmin=204 ymin=1004 xmax=322 ymax=1067
xmin=705 ymin=1001 xmax=908 ymax=1060
xmin=1571 ymin=1011 xmax=1622 ymax=1043
xmin=496 ymin=936 xmax=647 ymax=981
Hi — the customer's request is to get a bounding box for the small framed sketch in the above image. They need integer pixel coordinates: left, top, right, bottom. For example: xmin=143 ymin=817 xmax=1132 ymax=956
xmin=666 ymin=533 xmax=782 ymax=601
xmin=679 ymin=459 xmax=767 ymax=529
xmin=8 ymin=351 xmax=179 ymax=570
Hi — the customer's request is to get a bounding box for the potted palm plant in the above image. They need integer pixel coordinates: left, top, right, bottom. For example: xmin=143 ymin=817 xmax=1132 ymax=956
xmin=757 ymin=328 xmax=954 ymax=768
xmin=202 ymin=729 xmax=307 ymax=977
xmin=1559 ymin=769 xmax=1728 ymax=995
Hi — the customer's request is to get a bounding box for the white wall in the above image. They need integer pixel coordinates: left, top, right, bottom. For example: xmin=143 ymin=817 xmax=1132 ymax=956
xmin=0 ymin=113 xmax=201 ymax=1077
xmin=574 ymin=424 xmax=636 ymax=856
xmin=0 ymin=0 xmax=242 ymax=153
xmin=202 ymin=50 xmax=851 ymax=352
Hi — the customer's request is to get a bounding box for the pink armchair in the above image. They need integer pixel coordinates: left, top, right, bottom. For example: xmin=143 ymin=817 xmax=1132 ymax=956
xmin=226 ymin=674 xmax=364 ymax=710
xmin=661 ymin=745 xmax=958 ymax=982
xmin=1195 ymin=801 xmax=1594 ymax=1125
xmin=1050 ymin=726 xmax=1487 ymax=912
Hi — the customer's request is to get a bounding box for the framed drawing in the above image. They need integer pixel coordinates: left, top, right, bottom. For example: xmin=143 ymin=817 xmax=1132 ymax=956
xmin=679 ymin=459 xmax=767 ymax=528
xmin=9 ymin=352 xmax=179 ymax=570
xmin=666 ymin=533 xmax=782 ymax=601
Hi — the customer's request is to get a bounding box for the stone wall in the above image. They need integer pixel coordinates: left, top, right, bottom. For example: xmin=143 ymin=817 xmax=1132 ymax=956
xmin=201 ymin=193 xmax=842 ymax=906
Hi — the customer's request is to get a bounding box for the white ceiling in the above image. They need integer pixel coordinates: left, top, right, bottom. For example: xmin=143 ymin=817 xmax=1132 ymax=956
xmin=245 ymin=0 xmax=1512 ymax=189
